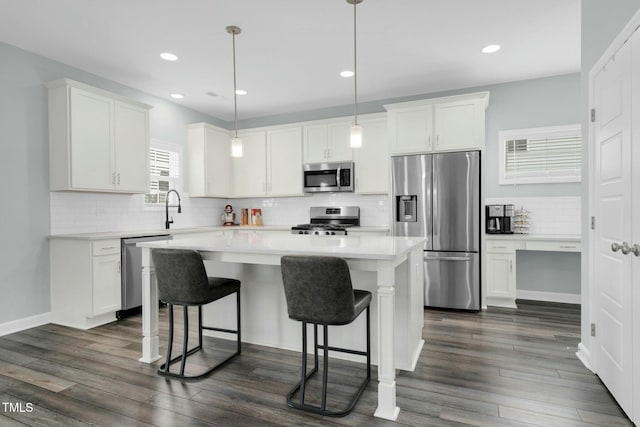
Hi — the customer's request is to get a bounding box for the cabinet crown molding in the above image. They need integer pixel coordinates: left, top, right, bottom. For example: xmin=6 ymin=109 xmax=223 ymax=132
xmin=384 ymin=91 xmax=490 ymax=111
xmin=45 ymin=78 xmax=153 ymax=110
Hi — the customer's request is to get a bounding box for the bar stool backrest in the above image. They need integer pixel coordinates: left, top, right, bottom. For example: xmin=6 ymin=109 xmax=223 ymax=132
xmin=281 ymin=256 xmax=357 ymax=325
xmin=151 ymin=248 xmax=210 ymax=305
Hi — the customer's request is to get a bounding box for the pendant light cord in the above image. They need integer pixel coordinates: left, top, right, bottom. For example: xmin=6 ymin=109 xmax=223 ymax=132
xmin=232 ymin=30 xmax=239 ymax=138
xmin=353 ymin=0 xmax=358 ymax=126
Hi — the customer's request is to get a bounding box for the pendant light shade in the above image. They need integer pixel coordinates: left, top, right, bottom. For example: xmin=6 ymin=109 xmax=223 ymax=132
xmin=227 ymin=25 xmax=243 ymax=158
xmin=347 ymin=0 xmax=363 ymax=148
xmin=350 ymin=124 xmax=362 ymax=148
xmin=230 ymin=137 xmax=243 ymax=157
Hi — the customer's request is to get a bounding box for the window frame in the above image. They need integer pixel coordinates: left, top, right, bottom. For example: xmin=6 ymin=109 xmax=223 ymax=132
xmin=144 ymin=139 xmax=183 ymax=208
xmin=498 ymin=124 xmax=582 ymax=185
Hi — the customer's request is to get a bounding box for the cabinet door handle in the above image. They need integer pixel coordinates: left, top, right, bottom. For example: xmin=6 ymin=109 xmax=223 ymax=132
xmin=111 ymin=173 xmax=116 ymax=184
xmin=117 ymin=173 xmax=120 ymax=185
xmin=436 ymin=135 xmax=440 ymax=147
xmin=510 ymin=260 xmax=512 ymax=272
xmin=117 ymin=261 xmax=121 ymax=274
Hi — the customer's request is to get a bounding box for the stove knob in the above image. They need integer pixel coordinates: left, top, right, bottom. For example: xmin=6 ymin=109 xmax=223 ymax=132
xmin=298 ymin=230 xmax=304 ymax=235
xmin=313 ymin=230 xmax=319 ymax=235
xmin=304 ymin=230 xmax=310 ymax=235
xmin=330 ymin=231 xmax=336 ymax=235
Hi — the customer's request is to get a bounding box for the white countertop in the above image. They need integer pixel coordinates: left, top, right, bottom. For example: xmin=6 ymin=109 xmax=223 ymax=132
xmin=48 ymin=225 xmax=390 ymax=240
xmin=137 ymin=229 xmax=424 ymax=261
xmin=484 ymin=233 xmax=581 ymax=242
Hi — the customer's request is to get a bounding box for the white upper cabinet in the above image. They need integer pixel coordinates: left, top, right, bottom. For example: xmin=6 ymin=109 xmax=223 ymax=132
xmin=387 ymin=105 xmax=434 ymax=154
xmin=267 ymin=127 xmax=303 ymax=196
xmin=187 ymin=123 xmax=231 ymax=197
xmin=47 ymin=79 xmax=151 ymax=193
xmin=233 ymin=131 xmax=267 ymax=197
xmin=386 ymin=92 xmax=489 ymax=155
xmin=433 ymin=98 xmax=487 ymax=151
xmin=303 ymin=121 xmax=353 ymax=163
xmin=353 ymin=115 xmax=389 ymax=194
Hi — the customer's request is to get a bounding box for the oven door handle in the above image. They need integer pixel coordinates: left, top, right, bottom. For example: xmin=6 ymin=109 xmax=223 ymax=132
xmin=424 ymin=254 xmax=471 ymax=262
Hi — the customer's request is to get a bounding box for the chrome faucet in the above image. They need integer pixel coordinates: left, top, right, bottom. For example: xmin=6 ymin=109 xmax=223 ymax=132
xmin=165 ymin=189 xmax=182 ymax=229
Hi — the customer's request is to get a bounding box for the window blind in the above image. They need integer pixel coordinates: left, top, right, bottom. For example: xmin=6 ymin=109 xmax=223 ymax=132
xmin=500 ymin=125 xmax=581 ymax=184
xmin=146 ymin=147 xmax=180 ymax=204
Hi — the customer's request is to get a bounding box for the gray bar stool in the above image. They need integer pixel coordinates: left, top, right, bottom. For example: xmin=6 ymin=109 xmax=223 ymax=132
xmin=151 ymin=248 xmax=241 ymax=381
xmin=280 ymin=255 xmax=371 ymax=417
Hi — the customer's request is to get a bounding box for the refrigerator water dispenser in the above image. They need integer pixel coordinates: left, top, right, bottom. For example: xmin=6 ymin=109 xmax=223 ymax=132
xmin=396 ymin=195 xmax=417 ymax=222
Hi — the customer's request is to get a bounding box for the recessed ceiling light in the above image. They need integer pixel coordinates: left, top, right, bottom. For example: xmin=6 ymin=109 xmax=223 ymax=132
xmin=235 ymin=89 xmax=247 ymax=96
xmin=340 ymin=70 xmax=355 ymax=78
xmin=481 ymin=44 xmax=501 ymax=54
xmin=170 ymin=93 xmax=184 ymax=99
xmin=160 ymin=52 xmax=178 ymax=61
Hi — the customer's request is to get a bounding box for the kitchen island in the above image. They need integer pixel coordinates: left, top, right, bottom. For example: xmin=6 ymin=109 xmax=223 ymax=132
xmin=138 ymin=229 xmax=425 ymax=421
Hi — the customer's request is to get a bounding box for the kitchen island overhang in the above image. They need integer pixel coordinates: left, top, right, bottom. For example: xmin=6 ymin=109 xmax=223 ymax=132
xmin=138 ymin=230 xmax=425 ymax=421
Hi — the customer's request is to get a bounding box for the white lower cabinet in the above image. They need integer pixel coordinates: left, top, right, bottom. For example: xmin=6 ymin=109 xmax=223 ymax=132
xmin=486 ymin=252 xmax=517 ymax=307
xmin=50 ymin=238 xmax=122 ymax=329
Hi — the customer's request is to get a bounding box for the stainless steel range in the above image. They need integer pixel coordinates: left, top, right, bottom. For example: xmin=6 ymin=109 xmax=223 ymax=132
xmin=291 ymin=206 xmax=360 ymax=235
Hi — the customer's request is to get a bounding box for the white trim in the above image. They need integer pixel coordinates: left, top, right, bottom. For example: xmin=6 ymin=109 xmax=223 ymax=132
xmin=576 ymin=342 xmax=594 ymax=372
xmin=516 ymin=290 xmax=581 ymax=305
xmin=0 ymin=312 xmax=51 ymax=337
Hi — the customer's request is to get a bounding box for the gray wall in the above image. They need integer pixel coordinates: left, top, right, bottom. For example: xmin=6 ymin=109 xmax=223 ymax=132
xmin=580 ymin=1 xmax=640 ymax=357
xmin=0 ymin=41 xmax=221 ymax=325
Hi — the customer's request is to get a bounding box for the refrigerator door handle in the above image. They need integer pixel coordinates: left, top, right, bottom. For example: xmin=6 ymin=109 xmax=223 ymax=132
xmin=424 ymin=254 xmax=471 ymax=262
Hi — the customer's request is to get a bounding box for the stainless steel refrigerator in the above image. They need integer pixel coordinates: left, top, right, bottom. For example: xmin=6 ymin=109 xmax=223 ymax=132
xmin=392 ymin=151 xmax=480 ymax=310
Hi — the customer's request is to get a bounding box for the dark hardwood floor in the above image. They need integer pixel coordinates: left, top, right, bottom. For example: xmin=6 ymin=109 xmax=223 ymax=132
xmin=0 ymin=300 xmax=633 ymax=426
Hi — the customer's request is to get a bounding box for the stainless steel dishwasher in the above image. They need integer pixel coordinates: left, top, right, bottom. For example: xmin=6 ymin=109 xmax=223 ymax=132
xmin=118 ymin=234 xmax=172 ymax=319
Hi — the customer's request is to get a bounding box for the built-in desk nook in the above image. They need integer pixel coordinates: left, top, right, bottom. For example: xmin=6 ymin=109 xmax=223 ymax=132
xmin=485 ymin=234 xmax=581 ymax=308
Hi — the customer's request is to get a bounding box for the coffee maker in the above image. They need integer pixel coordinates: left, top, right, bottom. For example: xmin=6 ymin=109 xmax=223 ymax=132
xmin=486 ymin=204 xmax=515 ymax=234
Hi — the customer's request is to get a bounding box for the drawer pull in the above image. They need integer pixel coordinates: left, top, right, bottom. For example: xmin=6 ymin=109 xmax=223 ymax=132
xmin=559 ymin=246 xmax=577 ymax=249
xmin=492 ymin=246 xmax=508 ymax=249
xmin=100 ymin=246 xmax=117 ymax=250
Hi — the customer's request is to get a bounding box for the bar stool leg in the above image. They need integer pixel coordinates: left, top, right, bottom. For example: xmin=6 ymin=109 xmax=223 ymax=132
xmin=162 ymin=304 xmax=175 ymax=374
xmin=321 ymin=324 xmax=329 ymax=412
xmin=180 ymin=305 xmax=189 ymax=377
xmin=300 ymin=322 xmax=307 ymax=405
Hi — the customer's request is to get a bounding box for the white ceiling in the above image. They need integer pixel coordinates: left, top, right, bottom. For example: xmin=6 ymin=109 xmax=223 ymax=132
xmin=0 ymin=0 xmax=581 ymax=122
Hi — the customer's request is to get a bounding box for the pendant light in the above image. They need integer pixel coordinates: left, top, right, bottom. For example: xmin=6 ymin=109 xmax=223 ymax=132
xmin=347 ymin=0 xmax=363 ymax=148
xmin=227 ymin=25 xmax=243 ymax=158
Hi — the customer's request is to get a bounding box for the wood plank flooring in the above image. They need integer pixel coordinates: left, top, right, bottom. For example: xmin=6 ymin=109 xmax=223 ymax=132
xmin=0 ymin=300 xmax=633 ymax=426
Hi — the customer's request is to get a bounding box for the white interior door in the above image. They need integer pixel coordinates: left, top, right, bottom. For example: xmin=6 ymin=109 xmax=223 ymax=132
xmin=591 ymin=38 xmax=634 ymax=419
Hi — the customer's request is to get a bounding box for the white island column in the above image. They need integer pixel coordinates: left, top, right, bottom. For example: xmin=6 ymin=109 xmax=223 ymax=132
xmin=139 ymin=247 xmax=161 ymax=363
xmin=374 ymin=259 xmax=400 ymax=420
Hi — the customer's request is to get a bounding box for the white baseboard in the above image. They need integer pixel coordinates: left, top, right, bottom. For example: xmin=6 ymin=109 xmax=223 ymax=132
xmin=576 ymin=342 xmax=594 ymax=372
xmin=516 ymin=290 xmax=581 ymax=305
xmin=0 ymin=312 xmax=51 ymax=337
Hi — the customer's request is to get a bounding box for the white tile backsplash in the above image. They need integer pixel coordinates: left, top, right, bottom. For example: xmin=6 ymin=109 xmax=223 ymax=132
xmin=484 ymin=196 xmax=581 ymax=236
xmin=50 ymin=192 xmax=390 ymax=235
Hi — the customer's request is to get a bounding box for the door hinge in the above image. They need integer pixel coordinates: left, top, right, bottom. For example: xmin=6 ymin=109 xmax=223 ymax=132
xmin=591 ymin=108 xmax=596 ymax=122
xmin=591 ymin=216 xmax=596 ymax=230
xmin=591 ymin=323 xmax=596 ymax=337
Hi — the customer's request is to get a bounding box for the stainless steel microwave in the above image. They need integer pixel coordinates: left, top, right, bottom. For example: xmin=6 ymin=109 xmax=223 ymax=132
xmin=303 ymin=162 xmax=354 ymax=193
